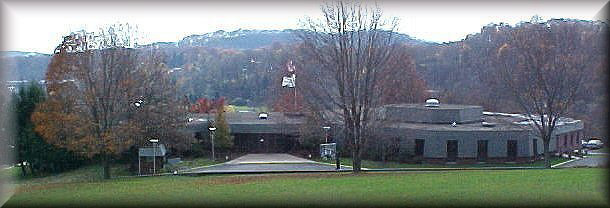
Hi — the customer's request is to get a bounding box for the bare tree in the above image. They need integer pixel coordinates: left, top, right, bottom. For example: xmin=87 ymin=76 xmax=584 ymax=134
xmin=297 ymin=1 xmax=399 ymax=172
xmin=496 ymin=18 xmax=605 ymax=168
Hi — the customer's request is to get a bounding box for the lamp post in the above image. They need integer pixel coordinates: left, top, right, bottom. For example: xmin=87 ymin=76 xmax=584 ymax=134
xmin=149 ymin=139 xmax=159 ymax=175
xmin=134 ymin=98 xmax=145 ymax=176
xmin=209 ymin=127 xmax=216 ymax=161
xmin=322 ymin=126 xmax=331 ymax=143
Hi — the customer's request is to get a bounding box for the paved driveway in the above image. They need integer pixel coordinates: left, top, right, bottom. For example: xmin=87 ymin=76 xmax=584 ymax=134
xmin=184 ymin=154 xmax=350 ymax=174
xmin=557 ymin=155 xmax=607 ymax=168
xmin=225 ymin=154 xmax=315 ymax=164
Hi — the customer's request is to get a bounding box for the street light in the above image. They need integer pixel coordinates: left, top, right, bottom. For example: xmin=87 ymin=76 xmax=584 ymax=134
xmin=149 ymin=139 xmax=159 ymax=175
xmin=209 ymin=127 xmax=216 ymax=161
xmin=322 ymin=126 xmax=331 ymax=143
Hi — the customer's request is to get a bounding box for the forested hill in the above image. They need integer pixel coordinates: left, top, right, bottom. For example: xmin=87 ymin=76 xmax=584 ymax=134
xmin=1 ymin=29 xmax=428 ymax=81
xmin=1 ymin=51 xmax=52 ymax=81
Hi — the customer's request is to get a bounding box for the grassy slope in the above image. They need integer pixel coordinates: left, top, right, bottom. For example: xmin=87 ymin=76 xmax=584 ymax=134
xmin=165 ymin=157 xmax=222 ymax=172
xmin=5 ymin=168 xmax=607 ymax=207
xmin=8 ymin=165 xmax=131 ymax=185
xmin=317 ymin=157 xmax=571 ymax=169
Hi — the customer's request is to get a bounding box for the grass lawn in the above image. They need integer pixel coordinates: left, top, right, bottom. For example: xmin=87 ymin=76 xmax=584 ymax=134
xmin=165 ymin=157 xmax=223 ymax=172
xmin=316 ymin=157 xmax=571 ymax=169
xmin=8 ymin=164 xmax=132 ymax=185
xmin=3 ymin=157 xmax=224 ymax=185
xmin=4 ymin=168 xmax=607 ymax=207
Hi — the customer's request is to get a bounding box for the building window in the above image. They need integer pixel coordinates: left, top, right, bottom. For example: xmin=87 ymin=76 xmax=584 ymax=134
xmin=414 ymin=139 xmax=425 ymax=158
xmin=532 ymin=139 xmax=538 ymax=157
xmin=556 ymin=135 xmax=560 ymax=149
xmin=507 ymin=140 xmax=518 ymax=161
xmin=447 ymin=140 xmax=458 ymax=162
xmin=563 ymin=135 xmax=567 ymax=147
xmin=477 ymin=140 xmax=488 ymax=161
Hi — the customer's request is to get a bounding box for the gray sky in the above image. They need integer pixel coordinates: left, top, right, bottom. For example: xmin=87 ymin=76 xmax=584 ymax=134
xmin=2 ymin=0 xmax=607 ymax=54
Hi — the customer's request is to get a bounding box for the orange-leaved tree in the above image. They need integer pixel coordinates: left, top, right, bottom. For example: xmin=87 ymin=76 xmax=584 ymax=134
xmin=32 ymin=24 xmax=189 ymax=179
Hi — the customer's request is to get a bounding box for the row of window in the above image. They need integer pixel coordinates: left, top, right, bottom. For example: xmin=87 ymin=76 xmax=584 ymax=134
xmin=413 ymin=139 xmax=520 ymax=161
xmin=557 ymin=131 xmax=582 ymax=150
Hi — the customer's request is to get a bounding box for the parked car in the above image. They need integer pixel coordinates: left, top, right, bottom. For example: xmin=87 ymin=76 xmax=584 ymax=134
xmin=582 ymin=139 xmax=604 ymax=149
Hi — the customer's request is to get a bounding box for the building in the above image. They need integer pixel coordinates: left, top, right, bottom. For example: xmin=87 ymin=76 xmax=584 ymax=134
xmin=138 ymin=144 xmax=167 ymax=174
xmin=5 ymin=80 xmax=47 ymax=94
xmin=376 ymin=101 xmax=583 ymax=163
xmin=186 ymin=112 xmax=304 ymax=153
xmin=185 ymin=100 xmax=583 ymax=163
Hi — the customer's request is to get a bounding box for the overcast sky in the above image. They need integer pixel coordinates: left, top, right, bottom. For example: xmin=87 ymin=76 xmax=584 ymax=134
xmin=1 ymin=0 xmax=607 ymax=54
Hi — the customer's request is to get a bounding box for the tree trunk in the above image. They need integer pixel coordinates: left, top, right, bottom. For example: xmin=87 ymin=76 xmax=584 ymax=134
xmin=352 ymin=140 xmax=361 ymax=173
xmin=382 ymin=142 xmax=387 ymax=168
xmin=102 ymin=154 xmax=111 ymax=179
xmin=543 ymin=139 xmax=551 ymax=169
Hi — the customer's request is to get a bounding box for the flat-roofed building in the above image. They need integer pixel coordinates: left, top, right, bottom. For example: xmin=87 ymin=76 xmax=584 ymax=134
xmin=185 ymin=100 xmax=583 ymax=163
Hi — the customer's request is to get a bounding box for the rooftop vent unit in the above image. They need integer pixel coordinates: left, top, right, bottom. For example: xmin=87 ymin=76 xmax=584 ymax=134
xmin=258 ymin=112 xmax=268 ymax=119
xmin=482 ymin=122 xmax=496 ymax=127
xmin=425 ymin=98 xmax=440 ymax=107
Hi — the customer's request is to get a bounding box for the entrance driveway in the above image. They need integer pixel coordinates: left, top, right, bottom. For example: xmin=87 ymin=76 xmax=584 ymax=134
xmin=185 ymin=154 xmax=350 ymax=174
xmin=225 ymin=154 xmax=315 ymax=164
xmin=556 ymin=155 xmax=607 ymax=168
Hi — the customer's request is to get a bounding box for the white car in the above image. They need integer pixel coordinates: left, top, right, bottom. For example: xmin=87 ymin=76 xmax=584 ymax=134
xmin=583 ymin=139 xmax=604 ymax=149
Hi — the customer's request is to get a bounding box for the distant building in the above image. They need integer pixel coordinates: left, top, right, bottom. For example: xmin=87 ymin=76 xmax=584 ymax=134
xmin=185 ymin=100 xmax=583 ymax=163
xmin=5 ymin=80 xmax=47 ymax=94
xmin=138 ymin=144 xmax=167 ymax=174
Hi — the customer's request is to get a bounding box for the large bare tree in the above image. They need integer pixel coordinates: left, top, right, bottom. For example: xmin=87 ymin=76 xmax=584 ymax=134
xmin=496 ymin=18 xmax=605 ymax=168
xmin=297 ymin=1 xmax=400 ymax=172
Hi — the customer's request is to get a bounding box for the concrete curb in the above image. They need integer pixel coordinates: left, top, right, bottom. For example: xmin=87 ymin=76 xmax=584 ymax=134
xmin=178 ymin=165 xmax=550 ymax=177
xmin=551 ymin=157 xmax=581 ymax=168
xmin=183 ymin=162 xmax=227 ymax=172
xmin=312 ymin=161 xmax=367 ymax=170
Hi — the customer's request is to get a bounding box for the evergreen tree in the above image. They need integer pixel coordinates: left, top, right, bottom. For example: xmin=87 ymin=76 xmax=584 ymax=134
xmin=14 ymin=83 xmax=83 ymax=176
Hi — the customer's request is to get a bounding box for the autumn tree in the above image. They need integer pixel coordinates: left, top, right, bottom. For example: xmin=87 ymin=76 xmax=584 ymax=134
xmin=213 ymin=101 xmax=233 ymax=150
xmin=496 ymin=17 xmax=606 ymax=168
xmin=13 ymin=83 xmax=84 ymax=176
xmin=297 ymin=1 xmax=401 ymax=172
xmin=32 ymin=24 xmax=189 ymax=179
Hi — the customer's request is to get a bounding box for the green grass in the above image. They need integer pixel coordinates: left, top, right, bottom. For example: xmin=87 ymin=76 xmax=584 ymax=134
xmin=7 ymin=164 xmax=131 ymax=185
xmin=164 ymin=157 xmax=222 ymax=172
xmin=4 ymin=168 xmax=607 ymax=207
xmin=316 ymin=157 xmax=571 ymax=168
xmin=1 ymin=166 xmax=20 ymax=178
